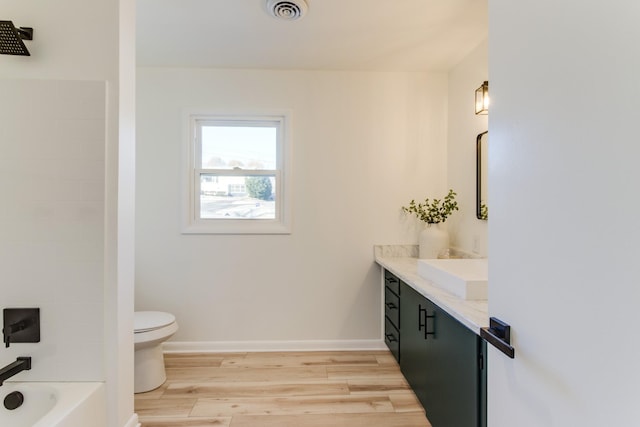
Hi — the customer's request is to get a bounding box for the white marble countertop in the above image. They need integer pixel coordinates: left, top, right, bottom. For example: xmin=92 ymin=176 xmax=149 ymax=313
xmin=375 ymin=253 xmax=489 ymax=336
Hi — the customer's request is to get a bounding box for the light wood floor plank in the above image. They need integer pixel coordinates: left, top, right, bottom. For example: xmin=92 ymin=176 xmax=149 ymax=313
xmin=166 ymin=366 xmax=327 ymax=382
xmin=190 ymin=395 xmax=395 ymax=417
xmin=221 ymin=353 xmax=378 ymax=368
xmin=229 ymin=412 xmax=432 ymax=427
xmin=388 ymin=391 xmax=427 ymax=413
xmin=163 ymin=381 xmax=350 ymax=398
xmin=347 ymin=378 xmax=411 ymax=394
xmin=376 ymin=353 xmax=401 ymax=366
xmin=135 ymin=398 xmax=198 ymax=417
xmin=164 ymin=352 xmax=247 ymax=359
xmin=135 ymin=382 xmax=170 ymax=400
xmin=164 ymin=353 xmax=236 ymax=368
xmin=137 ymin=417 xmax=231 ymax=427
xmin=135 ymin=350 xmax=430 ymax=427
xmin=327 ymin=365 xmax=405 ymax=380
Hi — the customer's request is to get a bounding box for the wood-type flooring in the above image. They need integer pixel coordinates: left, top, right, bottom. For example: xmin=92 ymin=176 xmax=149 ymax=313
xmin=134 ymin=350 xmax=432 ymax=427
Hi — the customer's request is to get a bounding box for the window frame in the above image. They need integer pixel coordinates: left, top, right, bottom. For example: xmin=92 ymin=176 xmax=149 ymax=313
xmin=182 ymin=110 xmax=292 ymax=234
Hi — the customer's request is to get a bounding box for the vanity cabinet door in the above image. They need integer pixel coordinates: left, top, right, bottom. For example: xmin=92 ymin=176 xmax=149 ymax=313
xmin=399 ymin=282 xmax=430 ymax=406
xmin=384 ymin=270 xmax=400 ymax=294
xmin=384 ymin=316 xmax=400 ymax=361
xmin=384 ymin=270 xmax=401 ymax=362
xmin=384 ymin=286 xmax=400 ymax=328
xmin=425 ymin=299 xmax=482 ymax=427
xmin=399 ymin=281 xmax=485 ymax=427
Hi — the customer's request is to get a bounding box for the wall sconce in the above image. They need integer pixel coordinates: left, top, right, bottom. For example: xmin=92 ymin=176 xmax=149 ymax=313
xmin=475 ymin=81 xmax=489 ymax=115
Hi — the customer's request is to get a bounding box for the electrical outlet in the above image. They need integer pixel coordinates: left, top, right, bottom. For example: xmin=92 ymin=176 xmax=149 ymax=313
xmin=472 ymin=236 xmax=479 ymax=254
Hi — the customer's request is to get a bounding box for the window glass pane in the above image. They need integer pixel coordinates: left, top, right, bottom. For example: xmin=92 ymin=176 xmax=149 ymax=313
xmin=201 ymin=126 xmax=277 ymax=169
xmin=200 ymin=174 xmax=276 ymax=219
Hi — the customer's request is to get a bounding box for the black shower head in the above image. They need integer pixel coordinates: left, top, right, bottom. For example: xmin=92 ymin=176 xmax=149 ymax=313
xmin=0 ymin=21 xmax=33 ymax=56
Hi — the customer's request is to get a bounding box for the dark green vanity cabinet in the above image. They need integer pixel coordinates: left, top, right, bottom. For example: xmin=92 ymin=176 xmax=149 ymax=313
xmin=384 ymin=270 xmax=401 ymax=362
xmin=400 ymin=281 xmax=487 ymax=427
xmin=382 ymin=269 xmax=486 ymax=427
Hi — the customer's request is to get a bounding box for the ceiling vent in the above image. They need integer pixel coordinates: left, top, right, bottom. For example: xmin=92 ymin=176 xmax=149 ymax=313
xmin=266 ymin=0 xmax=308 ymax=21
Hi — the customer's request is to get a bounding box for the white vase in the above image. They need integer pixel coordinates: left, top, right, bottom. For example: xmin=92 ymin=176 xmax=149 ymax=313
xmin=419 ymin=223 xmax=449 ymax=259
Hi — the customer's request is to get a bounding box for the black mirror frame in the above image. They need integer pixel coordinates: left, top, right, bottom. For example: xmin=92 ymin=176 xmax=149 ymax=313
xmin=476 ymin=131 xmax=488 ymax=220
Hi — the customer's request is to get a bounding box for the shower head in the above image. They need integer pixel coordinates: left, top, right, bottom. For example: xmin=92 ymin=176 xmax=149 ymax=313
xmin=0 ymin=21 xmax=33 ymax=56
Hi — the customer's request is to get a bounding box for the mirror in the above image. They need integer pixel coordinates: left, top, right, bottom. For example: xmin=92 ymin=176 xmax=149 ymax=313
xmin=476 ymin=131 xmax=488 ymax=220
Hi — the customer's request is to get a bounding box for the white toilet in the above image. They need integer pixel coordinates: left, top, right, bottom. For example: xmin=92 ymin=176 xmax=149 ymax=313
xmin=134 ymin=311 xmax=178 ymax=393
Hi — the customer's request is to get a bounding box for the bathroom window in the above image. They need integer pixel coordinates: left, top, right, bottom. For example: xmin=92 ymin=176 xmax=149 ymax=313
xmin=183 ymin=112 xmax=292 ymax=234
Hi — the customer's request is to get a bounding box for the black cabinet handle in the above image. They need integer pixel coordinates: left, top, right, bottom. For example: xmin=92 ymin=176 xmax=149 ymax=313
xmin=385 ymin=277 xmax=398 ymax=284
xmin=385 ymin=333 xmax=397 ymax=343
xmin=418 ymin=304 xmax=435 ymax=340
xmin=385 ymin=302 xmax=397 ymax=310
xmin=480 ymin=317 xmax=515 ymax=359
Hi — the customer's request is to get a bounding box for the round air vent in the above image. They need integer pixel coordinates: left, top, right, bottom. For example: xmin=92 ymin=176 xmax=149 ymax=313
xmin=266 ymin=0 xmax=308 ymax=21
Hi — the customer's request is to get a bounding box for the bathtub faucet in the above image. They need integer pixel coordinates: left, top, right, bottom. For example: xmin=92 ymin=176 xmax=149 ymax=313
xmin=3 ymin=319 xmax=29 ymax=348
xmin=2 ymin=308 xmax=40 ymax=348
xmin=0 ymin=357 xmax=31 ymax=386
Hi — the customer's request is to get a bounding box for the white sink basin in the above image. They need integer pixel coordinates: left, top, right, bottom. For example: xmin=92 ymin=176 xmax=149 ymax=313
xmin=417 ymin=258 xmax=488 ymax=300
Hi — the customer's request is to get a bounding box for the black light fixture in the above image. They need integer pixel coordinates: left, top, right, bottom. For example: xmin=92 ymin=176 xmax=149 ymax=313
xmin=475 ymin=81 xmax=489 ymax=115
xmin=0 ymin=21 xmax=34 ymax=56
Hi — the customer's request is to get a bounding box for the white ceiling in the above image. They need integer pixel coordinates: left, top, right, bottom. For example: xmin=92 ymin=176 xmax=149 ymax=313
xmin=136 ymin=0 xmax=488 ymax=72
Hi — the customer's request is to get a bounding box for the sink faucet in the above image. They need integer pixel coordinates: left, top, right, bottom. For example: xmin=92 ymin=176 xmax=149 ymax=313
xmin=0 ymin=357 xmax=31 ymax=386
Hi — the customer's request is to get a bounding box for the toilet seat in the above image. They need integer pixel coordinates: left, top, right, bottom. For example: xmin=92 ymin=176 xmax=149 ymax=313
xmin=135 ymin=311 xmax=176 ymax=333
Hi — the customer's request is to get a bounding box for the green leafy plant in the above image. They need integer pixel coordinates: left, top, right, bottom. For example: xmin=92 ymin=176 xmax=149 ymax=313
xmin=402 ymin=189 xmax=459 ymax=224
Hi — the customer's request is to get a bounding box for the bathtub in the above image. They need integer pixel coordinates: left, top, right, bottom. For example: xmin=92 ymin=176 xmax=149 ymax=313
xmin=0 ymin=382 xmax=105 ymax=427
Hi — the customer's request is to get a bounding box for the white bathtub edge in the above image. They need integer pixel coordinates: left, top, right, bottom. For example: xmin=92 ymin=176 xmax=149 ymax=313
xmin=28 ymin=382 xmax=105 ymax=427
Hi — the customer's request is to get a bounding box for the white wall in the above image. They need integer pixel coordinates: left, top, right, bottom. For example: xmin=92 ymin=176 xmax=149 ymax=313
xmin=0 ymin=80 xmax=106 ymax=380
xmin=447 ymin=39 xmax=489 ymax=256
xmin=0 ymin=0 xmax=119 ymax=80
xmin=489 ymin=1 xmax=640 ymax=426
xmin=136 ymin=68 xmax=448 ymax=348
xmin=113 ymin=1 xmax=137 ymax=426
xmin=0 ymin=1 xmax=135 ymax=426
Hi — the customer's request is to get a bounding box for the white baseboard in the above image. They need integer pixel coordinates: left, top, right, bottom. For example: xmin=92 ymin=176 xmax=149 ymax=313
xmin=163 ymin=339 xmax=386 ymax=353
xmin=123 ymin=413 xmax=140 ymax=427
